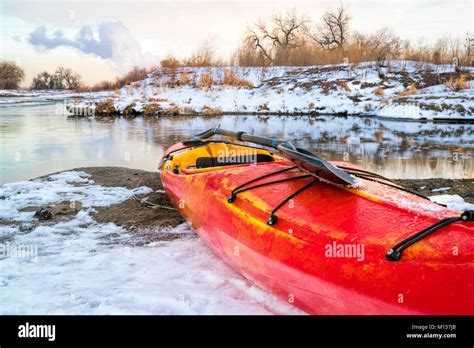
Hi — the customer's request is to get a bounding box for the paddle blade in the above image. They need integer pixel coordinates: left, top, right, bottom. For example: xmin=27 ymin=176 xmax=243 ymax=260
xmin=277 ymin=144 xmax=359 ymax=186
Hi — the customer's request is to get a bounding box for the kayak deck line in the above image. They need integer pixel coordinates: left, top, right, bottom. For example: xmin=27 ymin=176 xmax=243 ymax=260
xmin=346 ymin=170 xmax=435 ymax=203
xmin=229 ymin=174 xmax=312 ymax=203
xmin=227 ymin=165 xmax=299 ymax=202
xmin=267 ymin=178 xmax=320 ymax=226
xmin=228 ymin=174 xmax=314 ymax=220
xmin=387 ymin=210 xmax=474 ymax=261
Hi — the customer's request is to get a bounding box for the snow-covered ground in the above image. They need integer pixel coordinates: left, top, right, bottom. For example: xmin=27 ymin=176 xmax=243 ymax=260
xmin=65 ymin=61 xmax=474 ymax=120
xmin=428 ymin=194 xmax=474 ymax=211
xmin=0 ymin=171 xmax=301 ymax=314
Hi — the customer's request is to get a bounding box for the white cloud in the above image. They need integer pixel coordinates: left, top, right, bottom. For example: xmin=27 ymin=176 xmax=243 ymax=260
xmin=27 ymin=21 xmax=157 ymax=72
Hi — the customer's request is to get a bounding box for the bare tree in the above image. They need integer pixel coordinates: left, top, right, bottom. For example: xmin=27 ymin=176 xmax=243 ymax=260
xmin=31 ymin=72 xmax=51 ymax=90
xmin=55 ymin=67 xmax=82 ymax=89
xmin=245 ymin=9 xmax=310 ymax=65
xmin=311 ymin=2 xmax=350 ymax=51
xmin=0 ymin=61 xmax=25 ymax=89
xmin=31 ymin=67 xmax=82 ymax=90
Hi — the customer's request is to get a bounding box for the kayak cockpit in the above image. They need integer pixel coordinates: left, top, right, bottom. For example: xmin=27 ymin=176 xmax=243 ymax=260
xmin=161 ymin=142 xmax=282 ymax=175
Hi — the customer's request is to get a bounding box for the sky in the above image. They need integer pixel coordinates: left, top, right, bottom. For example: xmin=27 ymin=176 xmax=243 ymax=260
xmin=1 ymin=0 xmax=473 ymax=86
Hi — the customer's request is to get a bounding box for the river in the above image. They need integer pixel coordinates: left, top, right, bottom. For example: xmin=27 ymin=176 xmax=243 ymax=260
xmin=1 ymin=97 xmax=473 ymax=184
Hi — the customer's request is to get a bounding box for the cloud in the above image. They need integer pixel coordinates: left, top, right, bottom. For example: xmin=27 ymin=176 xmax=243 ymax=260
xmin=28 ymin=22 xmax=156 ymax=72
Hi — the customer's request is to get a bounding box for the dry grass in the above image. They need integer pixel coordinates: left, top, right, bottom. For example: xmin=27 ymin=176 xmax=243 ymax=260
xmin=236 ymin=79 xmax=254 ymax=88
xmin=202 ymin=105 xmax=222 ymax=116
xmin=78 ymin=66 xmax=156 ymax=92
xmin=147 ymin=97 xmax=167 ymax=102
xmin=223 ymin=69 xmax=254 ymax=88
xmin=235 ymin=10 xmax=471 ymax=67
xmin=339 ymin=81 xmax=351 ymax=92
xmin=95 ymin=99 xmax=117 ymax=116
xmin=398 ymin=84 xmax=418 ymax=96
xmin=223 ymin=69 xmax=239 ymax=85
xmin=179 ymin=71 xmax=191 ymax=85
xmin=142 ymin=103 xmax=162 ymax=115
xmin=180 ymin=106 xmax=197 ymax=115
xmin=199 ymin=72 xmax=214 ymax=89
xmin=258 ymin=103 xmax=269 ymax=111
xmin=374 ymin=87 xmax=385 ymax=96
xmin=445 ymin=74 xmax=470 ymax=91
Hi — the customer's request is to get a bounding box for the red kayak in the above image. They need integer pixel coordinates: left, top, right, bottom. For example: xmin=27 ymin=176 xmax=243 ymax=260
xmin=160 ymin=129 xmax=474 ymax=315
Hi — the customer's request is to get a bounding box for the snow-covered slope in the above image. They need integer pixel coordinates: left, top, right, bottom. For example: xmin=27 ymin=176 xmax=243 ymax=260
xmin=66 ymin=61 xmax=474 ymax=120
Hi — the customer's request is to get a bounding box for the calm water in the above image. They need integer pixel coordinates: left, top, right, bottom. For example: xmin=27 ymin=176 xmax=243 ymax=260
xmin=1 ymin=98 xmax=473 ymax=184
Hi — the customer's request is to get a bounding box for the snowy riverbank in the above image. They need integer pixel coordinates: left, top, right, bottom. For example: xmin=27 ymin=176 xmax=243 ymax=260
xmin=64 ymin=61 xmax=474 ymax=121
xmin=1 ymin=167 xmax=473 ymax=314
xmin=0 ymin=167 xmax=301 ymax=314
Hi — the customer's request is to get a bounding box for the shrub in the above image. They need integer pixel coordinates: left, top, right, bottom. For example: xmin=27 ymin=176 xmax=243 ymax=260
xmin=115 ymin=66 xmax=149 ymax=88
xmin=76 ymin=80 xmax=117 ymax=92
xmin=161 ymin=56 xmax=181 ymax=69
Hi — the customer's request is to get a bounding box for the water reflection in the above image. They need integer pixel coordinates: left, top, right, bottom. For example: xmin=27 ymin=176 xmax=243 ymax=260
xmin=0 ymin=101 xmax=472 ymax=184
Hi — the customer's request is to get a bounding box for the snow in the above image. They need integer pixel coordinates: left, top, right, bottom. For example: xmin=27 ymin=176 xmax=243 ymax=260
xmin=0 ymin=171 xmax=152 ymax=222
xmin=431 ymin=187 xmax=450 ymax=192
xmin=65 ymin=61 xmax=474 ymax=120
xmin=429 ymin=194 xmax=474 ymax=212
xmin=0 ymin=89 xmax=114 ymax=100
xmin=0 ymin=171 xmax=302 ymax=315
xmin=0 ymin=90 xmax=115 ymax=110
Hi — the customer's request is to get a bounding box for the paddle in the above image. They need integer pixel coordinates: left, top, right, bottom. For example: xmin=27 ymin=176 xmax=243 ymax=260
xmin=193 ymin=127 xmax=358 ymax=186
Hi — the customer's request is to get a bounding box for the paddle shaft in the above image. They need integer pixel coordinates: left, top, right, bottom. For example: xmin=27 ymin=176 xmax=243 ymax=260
xmin=192 ymin=127 xmax=358 ymax=186
xmin=194 ymin=127 xmax=294 ymax=150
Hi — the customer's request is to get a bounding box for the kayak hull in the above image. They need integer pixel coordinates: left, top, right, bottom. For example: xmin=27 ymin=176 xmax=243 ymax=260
xmin=160 ymin=142 xmax=474 ymax=315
